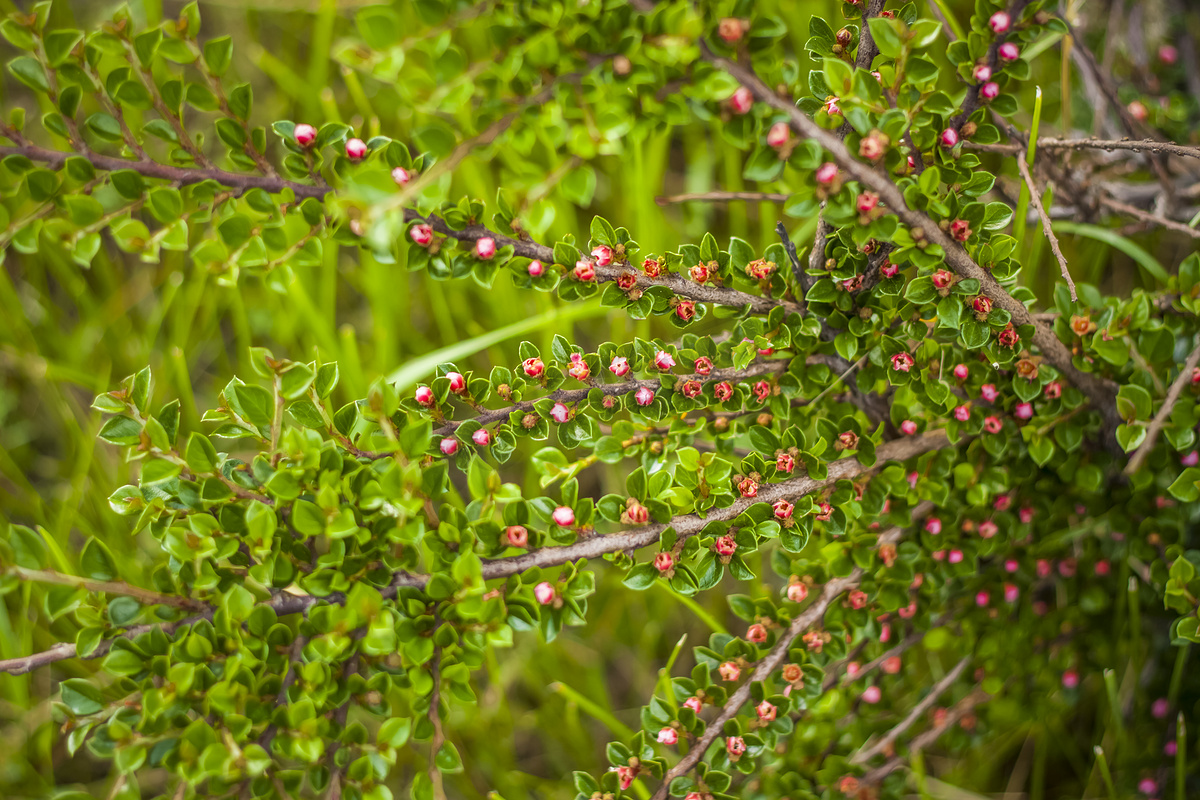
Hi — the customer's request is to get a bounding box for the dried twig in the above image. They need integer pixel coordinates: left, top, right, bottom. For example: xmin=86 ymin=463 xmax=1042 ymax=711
xmin=860 ymin=688 xmax=991 ymax=784
xmin=1123 ymin=341 xmax=1200 ymax=475
xmin=1016 ymin=158 xmax=1077 ymax=300
xmin=849 ymin=655 xmax=972 ymax=765
xmin=655 ymin=191 xmax=787 ymax=205
xmin=965 ymin=137 xmax=1200 ymax=161
xmin=1098 ymin=196 xmax=1200 ymax=240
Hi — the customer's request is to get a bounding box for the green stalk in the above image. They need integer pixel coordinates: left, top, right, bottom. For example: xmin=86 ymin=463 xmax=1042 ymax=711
xmin=927 ymin=0 xmax=966 ymax=41
xmin=1177 ymin=713 xmax=1187 ymax=800
xmin=1168 ymin=644 xmax=1190 ymax=706
xmin=655 ymin=634 xmax=688 ymax=714
xmin=653 ymin=581 xmax=728 ymax=635
xmin=1093 ymin=746 xmax=1118 ymax=800
xmin=1014 ymin=87 xmax=1042 ymax=257
xmin=1103 ymin=668 xmax=1125 ymax=747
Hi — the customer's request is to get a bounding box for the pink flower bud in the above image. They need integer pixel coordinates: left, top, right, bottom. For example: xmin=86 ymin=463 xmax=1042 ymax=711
xmin=976 ymin=591 xmax=990 ymax=607
xmin=848 ymin=589 xmax=868 ymax=610
xmin=1058 ymin=559 xmax=1076 ymax=578
xmin=729 ymin=86 xmax=753 ymax=114
xmin=980 ymin=81 xmax=1000 ymax=101
xmin=552 ymin=506 xmax=575 ymax=527
xmin=472 ymin=428 xmax=491 ymax=447
xmin=1160 ymin=44 xmax=1179 ymax=65
xmin=857 ymin=192 xmax=879 ymax=213
xmin=973 ymin=64 xmax=992 ymax=82
xmin=1138 ymin=779 xmax=1157 ymax=796
xmin=756 ymin=700 xmax=777 ymax=721
xmin=1044 ymin=381 xmax=1062 ymax=399
xmin=998 ymin=42 xmax=1020 ymax=61
xmin=881 ymin=258 xmax=898 ymax=278
xmin=823 ymin=96 xmax=841 ymax=116
xmin=609 ymin=356 xmax=630 ymax=377
xmin=534 ymin=581 xmax=556 ymax=605
xmin=446 ymin=372 xmax=466 ymax=393
xmin=754 ymin=380 xmax=771 ymax=402
xmin=954 ymin=405 xmax=971 ymax=422
xmin=719 ymin=661 xmax=741 ymax=681
xmin=654 ymin=350 xmax=676 ymax=371
xmin=891 ymin=352 xmax=915 ymax=372
xmin=1015 ymin=402 xmax=1033 ymax=420
xmin=634 ymin=387 xmax=655 ymax=406
xmin=767 ymin=121 xmax=791 ymax=147
xmin=657 ymin=727 xmax=678 ymax=745
xmin=1152 ymin=697 xmax=1170 ymax=718
xmin=715 ymin=535 xmax=737 ymax=557
xmin=988 ymin=11 xmax=1011 ymax=33
xmin=591 ymin=245 xmax=613 ymax=266
xmin=1004 ymin=583 xmax=1019 ymax=603
xmin=294 ymin=123 xmax=317 ymax=146
xmin=1062 ymin=669 xmax=1079 ymax=689
xmin=897 ymin=601 xmax=917 ymax=619
xmin=522 ymin=357 xmax=545 ymax=378
xmin=979 ymin=520 xmax=998 ymax=539
xmin=527 ymin=260 xmax=545 ymax=277
xmin=1019 ymin=507 xmax=1035 ymax=523
xmin=693 ymin=357 xmax=713 ymax=376
xmin=391 ymin=166 xmax=411 ymax=186
xmin=816 ymin=501 xmax=833 ymax=521
xmin=862 ymin=686 xmax=882 ymax=704
xmin=776 ymin=453 xmax=796 ymax=473
xmin=940 ymin=127 xmax=960 ymax=148
xmin=953 ymin=364 xmax=969 ymax=380
xmin=506 ymin=526 xmax=528 ymax=547
xmin=983 ymin=416 xmax=1002 ymax=434
xmin=1182 ymin=450 xmax=1199 ymax=467
xmin=573 ymin=259 xmax=596 ymax=282
xmin=1005 ymin=559 xmax=1020 ymax=573
xmin=772 ymin=499 xmax=794 ymax=520
xmin=475 ymin=237 xmax=496 ymax=260
xmin=787 ymin=583 xmax=808 ymax=603
xmin=725 ymin=736 xmax=747 ymax=757
xmin=415 ymin=386 xmax=435 ymax=406
xmin=439 ymin=437 xmax=458 ymax=456
xmin=900 ymin=420 xmax=918 ymax=435
xmin=925 ymin=517 xmax=943 ymax=536
xmin=550 ymin=402 xmax=570 ymax=423
xmin=345 ymin=137 xmax=367 ymax=160
xmin=746 ymin=623 xmax=768 ymax=643
xmin=932 ymin=269 xmax=955 ymax=289
xmin=948 ymin=549 xmax=964 ymax=564
xmin=846 ymin=661 xmax=862 ymax=678
xmin=879 ymin=656 xmax=900 ymax=675
xmin=738 ymin=477 xmax=758 ymax=498
xmin=654 ymin=552 xmax=674 ymax=573
xmin=684 ymin=696 xmax=703 ymax=713
xmin=1166 ymin=740 xmax=1178 ymax=756
xmin=980 ymin=384 xmax=999 ymax=402
xmin=815 ymin=162 xmax=839 ymax=185
xmin=410 ymin=224 xmax=434 ymax=246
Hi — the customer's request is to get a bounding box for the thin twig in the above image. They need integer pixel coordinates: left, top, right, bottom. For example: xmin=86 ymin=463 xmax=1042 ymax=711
xmin=428 ymin=631 xmax=447 ymax=800
xmin=860 ymin=688 xmax=990 ymax=784
xmin=849 ymin=654 xmax=972 ymax=765
xmin=1016 ymin=158 xmax=1076 ymax=300
xmin=1098 ymin=196 xmax=1200 ymax=240
xmin=965 ymin=137 xmax=1200 ymax=161
xmin=3 ymin=567 xmax=208 ymax=611
xmin=1123 ymin=341 xmax=1200 ymax=475
xmin=655 ymin=191 xmax=787 ymax=205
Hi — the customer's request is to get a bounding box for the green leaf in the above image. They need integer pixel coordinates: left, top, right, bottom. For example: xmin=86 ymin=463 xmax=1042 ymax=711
xmin=202 ymin=36 xmax=234 ymax=76
xmin=867 ymin=17 xmax=904 ymax=58
xmin=80 ymin=538 xmax=117 ymax=581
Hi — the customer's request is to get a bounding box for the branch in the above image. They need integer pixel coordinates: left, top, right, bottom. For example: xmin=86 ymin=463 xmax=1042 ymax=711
xmin=4 ymin=566 xmax=207 ymax=611
xmin=655 ymin=191 xmax=788 ymax=205
xmin=428 ymin=636 xmax=448 ymax=800
xmin=1016 ymin=158 xmax=1077 ymax=300
xmin=257 ymin=635 xmax=307 ymax=750
xmin=948 ymin=0 xmax=1033 ymax=131
xmin=860 ymin=688 xmax=990 ymax=784
xmin=700 ymin=43 xmax=1122 ymax=438
xmin=824 ymin=610 xmax=948 ymax=692
xmin=848 ymin=654 xmax=971 ymax=765
xmin=408 ymin=212 xmax=803 ymax=316
xmin=775 ymin=221 xmax=809 ymax=305
xmin=1098 ymin=196 xmax=1200 ymax=241
xmin=964 ymin=137 xmax=1200 ymax=161
xmin=1123 ymin=340 xmax=1200 ymax=475
xmin=650 ymin=519 xmax=913 ymax=800
xmin=0 ymin=141 xmax=324 ymax=198
xmin=430 ymin=361 xmax=789 ymax=436
xmin=0 ymin=432 xmax=952 ymax=676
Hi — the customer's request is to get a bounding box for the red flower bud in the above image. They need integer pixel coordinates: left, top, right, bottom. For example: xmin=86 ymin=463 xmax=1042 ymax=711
xmin=410 ymin=224 xmax=434 ymax=246
xmin=415 ymin=386 xmax=434 ymax=406
xmin=573 ymin=259 xmax=596 ymax=282
xmin=989 ymin=11 xmax=1011 ymax=33
xmin=391 ymin=166 xmax=411 ymax=186
xmin=654 ymin=551 xmax=674 ymax=572
xmin=729 ymin=86 xmax=753 ymax=114
xmin=294 ymin=123 xmax=317 ymax=146
xmin=998 ymin=42 xmax=1020 ymax=61
xmin=680 ymin=380 xmax=702 ymax=398
xmin=940 ymin=128 xmax=959 ymax=148
xmin=772 ymin=499 xmax=794 ymax=519
xmin=345 ymin=137 xmax=368 ymax=160
xmin=472 ymin=428 xmax=491 ymax=447
xmin=439 ymin=437 xmax=458 ymax=456
xmin=522 ymin=358 xmax=545 ymax=378
xmin=591 ymin=245 xmax=613 ymax=266
xmin=475 ymin=237 xmax=496 ymax=260
xmin=506 ymin=525 xmax=528 ymax=547
xmin=776 ymin=452 xmax=795 ymax=473
xmin=552 ymin=506 xmax=575 ymax=527
xmin=534 ymin=581 xmax=556 ymax=605
xmin=610 ymin=356 xmax=630 ymax=377
xmin=675 ymin=300 xmax=696 ymax=322
xmin=446 ymin=372 xmax=466 ymax=393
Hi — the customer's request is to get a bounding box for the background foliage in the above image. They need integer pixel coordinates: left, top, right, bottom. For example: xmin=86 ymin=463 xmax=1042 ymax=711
xmin=1 ymin=0 xmax=1199 ymax=798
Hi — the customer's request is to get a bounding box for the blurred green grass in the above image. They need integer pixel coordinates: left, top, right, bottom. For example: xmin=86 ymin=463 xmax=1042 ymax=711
xmin=0 ymin=0 xmax=1194 ymax=797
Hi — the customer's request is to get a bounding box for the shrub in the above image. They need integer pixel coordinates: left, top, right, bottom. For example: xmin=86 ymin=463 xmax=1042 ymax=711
xmin=0 ymin=1 xmax=1198 ymax=799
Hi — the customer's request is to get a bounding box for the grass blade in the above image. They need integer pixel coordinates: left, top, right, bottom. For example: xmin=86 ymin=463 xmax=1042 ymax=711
xmin=1052 ymin=222 xmax=1170 ymax=285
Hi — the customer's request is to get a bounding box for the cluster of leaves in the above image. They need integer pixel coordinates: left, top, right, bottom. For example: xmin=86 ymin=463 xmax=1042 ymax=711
xmin=1 ymin=0 xmax=1200 ymax=799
